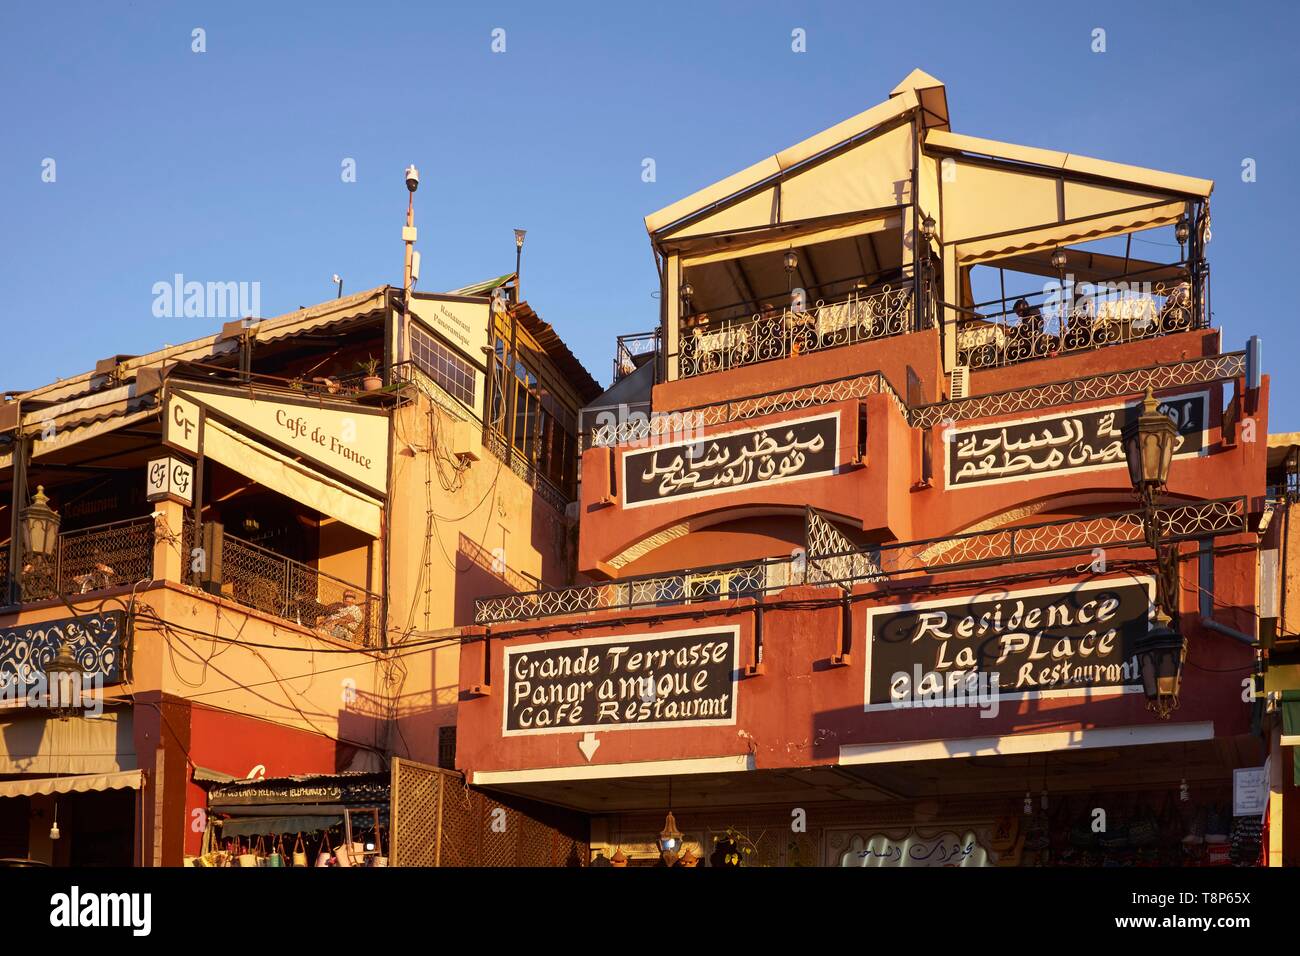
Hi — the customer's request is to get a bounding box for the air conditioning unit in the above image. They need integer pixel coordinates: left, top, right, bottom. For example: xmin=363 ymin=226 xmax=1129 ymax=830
xmin=948 ymin=365 xmax=970 ymax=400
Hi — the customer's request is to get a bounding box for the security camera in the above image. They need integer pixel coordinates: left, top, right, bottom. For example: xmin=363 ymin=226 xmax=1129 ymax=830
xmin=405 ymin=165 xmax=420 ymax=192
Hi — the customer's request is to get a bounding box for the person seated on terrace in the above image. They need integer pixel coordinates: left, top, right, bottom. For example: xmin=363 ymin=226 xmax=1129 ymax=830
xmin=316 ymin=591 xmax=363 ymax=641
xmin=1012 ymin=298 xmax=1056 ymax=356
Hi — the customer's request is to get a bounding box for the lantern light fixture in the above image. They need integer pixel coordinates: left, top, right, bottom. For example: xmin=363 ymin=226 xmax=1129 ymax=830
xmin=783 ymin=249 xmax=799 ymax=273
xmin=43 ymin=641 xmax=85 ymax=720
xmin=1135 ymin=611 xmax=1186 ymax=719
xmin=1122 ymin=387 xmax=1178 ymax=501
xmin=20 ymin=485 xmax=60 ymax=561
xmin=921 ymin=214 xmax=937 ymax=242
xmin=1050 ymin=246 xmax=1068 ymax=275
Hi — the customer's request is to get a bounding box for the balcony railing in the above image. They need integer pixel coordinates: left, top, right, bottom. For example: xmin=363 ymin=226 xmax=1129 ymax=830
xmin=954 ymin=267 xmax=1209 ymax=371
xmin=613 ymin=330 xmax=660 ymax=383
xmin=17 ymin=516 xmax=156 ymax=604
xmin=679 ymin=275 xmax=921 ymax=379
xmin=474 ymin=497 xmax=1247 ymax=626
xmin=219 ymin=531 xmax=382 ymax=648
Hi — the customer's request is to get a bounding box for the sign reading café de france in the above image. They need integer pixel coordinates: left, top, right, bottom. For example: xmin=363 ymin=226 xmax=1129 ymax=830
xmin=503 ymin=627 xmax=739 ymax=735
xmin=622 ymin=412 xmax=839 ymax=507
xmin=864 ymin=577 xmax=1154 ymax=710
xmin=946 ymin=390 xmax=1208 ymax=488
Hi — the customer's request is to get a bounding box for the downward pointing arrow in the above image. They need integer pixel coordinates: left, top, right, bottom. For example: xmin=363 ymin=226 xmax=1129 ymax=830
xmin=578 ymin=731 xmax=600 ymax=762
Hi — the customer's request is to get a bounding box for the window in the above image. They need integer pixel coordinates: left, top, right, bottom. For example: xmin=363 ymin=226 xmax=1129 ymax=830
xmin=411 ymin=323 xmax=476 ymax=408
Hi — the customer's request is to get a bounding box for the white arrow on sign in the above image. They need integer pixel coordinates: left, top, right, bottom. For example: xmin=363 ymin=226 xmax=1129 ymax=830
xmin=578 ymin=731 xmax=600 ymax=762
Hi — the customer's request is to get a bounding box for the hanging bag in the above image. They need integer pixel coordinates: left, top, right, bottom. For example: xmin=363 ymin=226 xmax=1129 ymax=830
xmin=236 ymin=837 xmax=258 ymax=869
xmin=315 ymin=830 xmax=334 ymax=867
xmin=292 ymin=833 xmax=309 ymax=868
xmin=266 ymin=836 xmax=286 ymax=868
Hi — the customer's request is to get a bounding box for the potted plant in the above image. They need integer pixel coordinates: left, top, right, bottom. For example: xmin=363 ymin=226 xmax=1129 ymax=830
xmin=358 ymin=356 xmax=382 ymax=391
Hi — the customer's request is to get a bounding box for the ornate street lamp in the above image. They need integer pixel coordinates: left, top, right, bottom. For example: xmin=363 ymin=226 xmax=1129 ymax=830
xmin=1122 ymin=387 xmax=1186 ymax=717
xmin=1050 ymin=246 xmax=1068 ymax=276
xmin=43 ymin=641 xmax=85 ymax=720
xmin=20 ymin=485 xmax=60 ymax=560
xmin=921 ymin=214 xmax=937 ymax=243
xmin=1175 ymin=215 xmax=1191 ymax=261
xmin=1135 ymin=610 xmax=1186 ymax=719
xmin=1122 ymin=387 xmax=1178 ymax=505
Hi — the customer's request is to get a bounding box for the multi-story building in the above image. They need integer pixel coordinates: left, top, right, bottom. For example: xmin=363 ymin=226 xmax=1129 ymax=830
xmin=459 ymin=71 xmax=1281 ymax=866
xmin=0 ymin=267 xmax=600 ymax=865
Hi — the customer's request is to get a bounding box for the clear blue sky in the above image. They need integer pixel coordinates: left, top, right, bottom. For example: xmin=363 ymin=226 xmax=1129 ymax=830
xmin=3 ymin=2 xmax=1297 ymax=424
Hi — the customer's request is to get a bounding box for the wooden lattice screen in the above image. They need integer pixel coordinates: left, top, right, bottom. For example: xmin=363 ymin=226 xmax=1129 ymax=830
xmin=390 ymin=758 xmax=588 ymax=867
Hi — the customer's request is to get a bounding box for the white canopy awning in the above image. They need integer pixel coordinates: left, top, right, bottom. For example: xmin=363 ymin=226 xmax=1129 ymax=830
xmin=203 ymin=418 xmax=383 ymax=537
xmin=0 ymin=769 xmax=142 ymax=799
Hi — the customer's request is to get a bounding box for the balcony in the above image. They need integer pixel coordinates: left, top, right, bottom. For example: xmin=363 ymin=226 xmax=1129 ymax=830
xmin=16 ymin=515 xmax=155 ymax=604
xmin=954 ymin=263 xmax=1209 ymax=372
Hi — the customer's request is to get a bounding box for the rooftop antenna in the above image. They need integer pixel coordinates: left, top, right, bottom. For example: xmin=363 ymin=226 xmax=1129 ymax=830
xmin=332 ymin=274 xmax=343 ymax=299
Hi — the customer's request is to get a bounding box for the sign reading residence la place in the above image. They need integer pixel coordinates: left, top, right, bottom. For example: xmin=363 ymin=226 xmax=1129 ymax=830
xmin=622 ymin=412 xmax=839 ymax=507
xmin=946 ymin=390 xmax=1208 ymax=488
xmin=864 ymin=578 xmax=1154 ymax=710
xmin=503 ymin=628 xmax=739 ymax=735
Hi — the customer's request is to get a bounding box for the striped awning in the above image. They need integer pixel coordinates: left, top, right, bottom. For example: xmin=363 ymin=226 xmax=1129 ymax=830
xmin=0 ymin=769 xmax=143 ymax=799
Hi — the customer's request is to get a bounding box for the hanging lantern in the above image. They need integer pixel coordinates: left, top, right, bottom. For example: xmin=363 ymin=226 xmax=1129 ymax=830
xmin=1023 ymin=791 xmax=1033 ymax=816
xmin=658 ymin=810 xmax=683 ymax=859
xmin=43 ymin=642 xmax=85 ymax=719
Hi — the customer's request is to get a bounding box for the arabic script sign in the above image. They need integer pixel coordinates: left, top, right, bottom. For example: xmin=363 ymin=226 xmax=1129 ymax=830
xmin=865 ymin=578 xmax=1153 ymax=710
xmin=622 ymin=413 xmax=839 ymax=507
xmin=503 ymin=628 xmax=739 ymax=735
xmin=946 ymin=391 xmax=1207 ymax=488
xmin=837 ymin=830 xmax=993 ymax=867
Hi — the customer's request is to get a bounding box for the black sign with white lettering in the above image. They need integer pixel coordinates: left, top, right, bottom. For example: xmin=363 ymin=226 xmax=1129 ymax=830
xmin=622 ymin=414 xmax=838 ymax=507
xmin=947 ymin=391 xmax=1207 ymax=487
xmin=865 ymin=579 xmax=1153 ymax=709
xmin=503 ymin=629 xmax=739 ymax=734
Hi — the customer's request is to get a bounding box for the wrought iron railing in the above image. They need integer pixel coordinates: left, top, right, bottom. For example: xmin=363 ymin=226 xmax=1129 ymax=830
xmin=954 ymin=267 xmax=1209 ymax=371
xmin=679 ymin=281 xmax=917 ymax=379
xmin=474 ymin=497 xmax=1247 ymax=625
xmin=18 ymin=516 xmax=156 ymax=604
xmin=614 ymin=331 xmax=660 ymax=383
xmin=474 ymin=557 xmax=798 ymax=624
xmin=483 ymin=430 xmax=571 ymax=514
xmin=220 ymin=531 xmax=382 ymax=648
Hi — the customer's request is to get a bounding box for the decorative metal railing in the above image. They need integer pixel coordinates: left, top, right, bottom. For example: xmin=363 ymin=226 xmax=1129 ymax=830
xmin=18 ymin=516 xmax=156 ymax=604
xmin=591 ymin=351 xmax=1246 ymax=449
xmin=474 ymin=558 xmax=800 ymax=624
xmin=220 ymin=531 xmax=382 ymax=648
xmin=484 ymin=430 xmax=571 ymax=514
xmin=805 ymin=497 xmax=1246 ymax=587
xmin=679 ymin=283 xmax=916 ymax=379
xmin=474 ymin=497 xmax=1247 ymax=625
xmin=614 ymin=330 xmax=660 ymax=383
xmin=954 ymin=270 xmax=1209 ymax=371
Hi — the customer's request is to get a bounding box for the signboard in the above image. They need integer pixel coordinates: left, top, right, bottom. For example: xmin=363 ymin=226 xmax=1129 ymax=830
xmin=146 ymin=456 xmax=193 ymax=506
xmin=864 ymin=577 xmax=1154 ymax=710
xmin=946 ymin=391 xmax=1208 ymax=488
xmin=163 ymin=390 xmax=202 ymax=456
xmin=503 ymin=627 xmax=739 ymax=735
xmin=622 ymin=413 xmax=839 ymax=508
xmin=1233 ymin=766 xmax=1268 ymax=818
xmin=835 ymin=829 xmax=993 ymax=867
xmin=409 ymin=295 xmax=489 ymax=363
xmin=207 ymin=773 xmax=389 ymax=808
xmin=170 ymin=385 xmax=389 ymax=495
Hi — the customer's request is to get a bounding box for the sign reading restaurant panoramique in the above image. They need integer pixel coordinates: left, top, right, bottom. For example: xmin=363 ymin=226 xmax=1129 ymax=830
xmin=946 ymin=391 xmax=1207 ymax=488
xmin=864 ymin=578 xmax=1154 ymax=710
xmin=622 ymin=412 xmax=839 ymax=508
xmin=503 ymin=628 xmax=739 ymax=735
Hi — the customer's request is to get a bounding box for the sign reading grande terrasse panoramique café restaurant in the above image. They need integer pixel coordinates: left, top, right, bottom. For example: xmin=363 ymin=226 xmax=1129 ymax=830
xmin=864 ymin=578 xmax=1154 ymax=711
xmin=503 ymin=628 xmax=739 ymax=734
xmin=945 ymin=391 xmax=1208 ymax=488
xmin=622 ymin=413 xmax=839 ymax=507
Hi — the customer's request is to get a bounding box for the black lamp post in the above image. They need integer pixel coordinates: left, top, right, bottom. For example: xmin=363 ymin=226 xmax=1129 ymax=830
xmin=1121 ymin=386 xmax=1186 ymax=718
